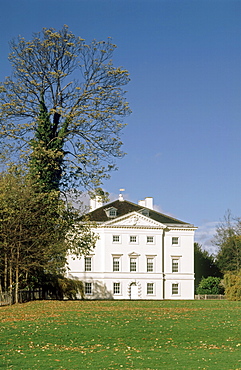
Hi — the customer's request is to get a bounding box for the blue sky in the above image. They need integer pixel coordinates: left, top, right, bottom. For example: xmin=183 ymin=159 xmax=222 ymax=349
xmin=1 ymin=0 xmax=241 ymax=253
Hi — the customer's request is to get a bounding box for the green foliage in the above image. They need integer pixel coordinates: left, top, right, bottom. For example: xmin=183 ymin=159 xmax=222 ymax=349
xmin=216 ymin=235 xmax=241 ymax=273
xmin=196 ymin=276 xmax=224 ymax=295
xmin=224 ymin=270 xmax=241 ymax=301
xmin=0 ymin=25 xmax=131 ymax=192
xmin=29 ymin=93 xmax=64 ymax=192
xmin=194 ymin=242 xmax=221 ymax=292
xmin=0 ymin=169 xmax=97 ymax=297
xmin=57 ymin=277 xmax=84 ymax=299
xmin=33 ymin=272 xmax=84 ymax=299
xmin=214 ymin=211 xmax=241 ymax=273
xmin=1 ymin=300 xmax=241 ymax=369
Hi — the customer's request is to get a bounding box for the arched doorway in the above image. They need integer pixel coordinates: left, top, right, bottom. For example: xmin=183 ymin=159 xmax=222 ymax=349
xmin=129 ymin=281 xmax=141 ymax=299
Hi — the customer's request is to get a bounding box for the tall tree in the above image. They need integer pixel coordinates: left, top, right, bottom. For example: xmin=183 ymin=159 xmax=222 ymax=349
xmin=0 ymin=25 xmax=130 ymax=192
xmin=224 ymin=270 xmax=241 ymax=300
xmin=213 ymin=211 xmax=241 ymax=273
xmin=194 ymin=242 xmax=221 ymax=292
xmin=0 ymin=169 xmax=97 ymax=302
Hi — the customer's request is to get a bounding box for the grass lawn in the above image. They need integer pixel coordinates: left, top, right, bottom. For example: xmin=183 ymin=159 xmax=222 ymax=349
xmin=1 ymin=300 xmax=241 ymax=369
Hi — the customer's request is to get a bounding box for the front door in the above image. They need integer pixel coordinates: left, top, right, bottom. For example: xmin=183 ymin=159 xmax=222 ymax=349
xmin=130 ymin=284 xmax=138 ymax=299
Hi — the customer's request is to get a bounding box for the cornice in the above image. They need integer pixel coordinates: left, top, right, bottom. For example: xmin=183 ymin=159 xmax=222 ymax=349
xmin=99 ymin=225 xmax=166 ymax=230
xmin=167 ymin=227 xmax=197 ymax=232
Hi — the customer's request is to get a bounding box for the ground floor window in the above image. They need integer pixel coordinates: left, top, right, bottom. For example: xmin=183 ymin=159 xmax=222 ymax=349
xmin=147 ymin=282 xmax=154 ymax=295
xmin=172 ymin=283 xmax=179 ymax=295
xmin=85 ymin=282 xmax=92 ymax=295
xmin=113 ymin=282 xmax=121 ymax=294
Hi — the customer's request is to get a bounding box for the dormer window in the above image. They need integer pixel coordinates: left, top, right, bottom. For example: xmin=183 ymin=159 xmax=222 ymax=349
xmin=105 ymin=207 xmax=117 ymax=218
xmin=109 ymin=209 xmax=117 ymax=217
xmin=140 ymin=209 xmax=149 ymax=217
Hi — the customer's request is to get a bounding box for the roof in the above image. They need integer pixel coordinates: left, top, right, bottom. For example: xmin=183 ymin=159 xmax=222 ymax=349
xmin=84 ymin=199 xmax=193 ymax=226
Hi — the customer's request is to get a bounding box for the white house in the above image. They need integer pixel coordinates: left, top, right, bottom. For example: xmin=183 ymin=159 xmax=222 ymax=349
xmin=67 ymin=195 xmax=197 ymax=300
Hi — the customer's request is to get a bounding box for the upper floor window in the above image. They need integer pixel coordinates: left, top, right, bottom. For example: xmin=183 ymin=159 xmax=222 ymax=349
xmin=147 ymin=236 xmax=154 ymax=244
xmin=130 ymin=235 xmax=137 ymax=243
xmin=140 ymin=209 xmax=149 ymax=217
xmin=172 ymin=259 xmax=179 ymax=273
xmin=113 ymin=257 xmax=120 ymax=272
xmin=130 ymin=258 xmax=137 ymax=272
xmin=109 ymin=209 xmax=117 ymax=217
xmin=147 ymin=258 xmax=154 ymax=272
xmin=105 ymin=207 xmax=117 ymax=218
xmin=172 ymin=237 xmax=179 ymax=245
xmin=84 ymin=257 xmax=92 ymax=271
xmin=113 ymin=235 xmax=120 ymax=243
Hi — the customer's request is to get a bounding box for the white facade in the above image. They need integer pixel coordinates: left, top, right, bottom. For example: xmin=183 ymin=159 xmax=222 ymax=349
xmin=67 ymin=197 xmax=196 ymax=300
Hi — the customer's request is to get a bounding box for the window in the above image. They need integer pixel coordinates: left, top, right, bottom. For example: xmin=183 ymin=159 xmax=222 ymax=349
xmin=172 ymin=237 xmax=179 ymax=245
xmin=113 ymin=235 xmax=120 ymax=243
xmin=147 ymin=283 xmax=154 ymax=295
xmin=105 ymin=207 xmax=117 ymax=218
xmin=172 ymin=259 xmax=179 ymax=273
xmin=147 ymin=236 xmax=154 ymax=244
xmin=141 ymin=209 xmax=149 ymax=217
xmin=113 ymin=282 xmax=120 ymax=294
xmin=172 ymin=283 xmax=179 ymax=295
xmin=113 ymin=257 xmax=120 ymax=272
xmin=130 ymin=258 xmax=137 ymax=272
xmin=130 ymin=235 xmax=137 ymax=243
xmin=85 ymin=282 xmax=92 ymax=295
xmin=84 ymin=257 xmax=92 ymax=271
xmin=109 ymin=209 xmax=117 ymax=217
xmin=147 ymin=258 xmax=154 ymax=272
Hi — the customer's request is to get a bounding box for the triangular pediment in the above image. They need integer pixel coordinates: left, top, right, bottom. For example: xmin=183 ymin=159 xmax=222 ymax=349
xmin=100 ymin=211 xmax=166 ymax=228
xmin=128 ymin=251 xmax=140 ymax=257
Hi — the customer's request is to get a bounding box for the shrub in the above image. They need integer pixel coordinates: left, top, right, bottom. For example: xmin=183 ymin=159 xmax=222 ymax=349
xmin=197 ymin=276 xmax=224 ymax=295
xmin=224 ymin=270 xmax=241 ymax=300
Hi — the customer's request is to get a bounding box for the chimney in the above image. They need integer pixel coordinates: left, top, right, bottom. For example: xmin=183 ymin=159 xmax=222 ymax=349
xmin=90 ymin=196 xmax=103 ymax=211
xmin=138 ymin=197 xmax=153 ymax=210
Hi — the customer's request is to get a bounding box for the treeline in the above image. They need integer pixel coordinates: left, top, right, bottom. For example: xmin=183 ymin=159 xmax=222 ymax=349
xmin=195 ymin=211 xmax=241 ymax=300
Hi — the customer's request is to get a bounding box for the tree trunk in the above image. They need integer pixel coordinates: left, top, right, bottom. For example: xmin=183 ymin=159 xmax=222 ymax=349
xmin=4 ymin=251 xmax=7 ymax=292
xmin=15 ymin=245 xmax=20 ymax=304
xmin=9 ymin=253 xmax=13 ymax=305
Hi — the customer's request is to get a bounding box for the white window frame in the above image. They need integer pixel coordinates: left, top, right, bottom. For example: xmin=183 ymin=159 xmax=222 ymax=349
xmin=85 ymin=282 xmax=92 ymax=295
xmin=109 ymin=208 xmax=117 ymax=217
xmin=112 ymin=235 xmax=121 ymax=243
xmin=130 ymin=257 xmax=137 ymax=272
xmin=113 ymin=282 xmax=121 ymax=295
xmin=147 ymin=282 xmax=154 ymax=295
xmin=172 ymin=237 xmax=179 ymax=246
xmin=105 ymin=207 xmax=117 ymax=218
xmin=147 ymin=257 xmax=154 ymax=272
xmin=113 ymin=257 xmax=120 ymax=272
xmin=172 ymin=283 xmax=179 ymax=295
xmin=172 ymin=258 xmax=179 ymax=273
xmin=84 ymin=257 xmax=92 ymax=272
xmin=147 ymin=236 xmax=155 ymax=244
xmin=130 ymin=235 xmax=138 ymax=244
